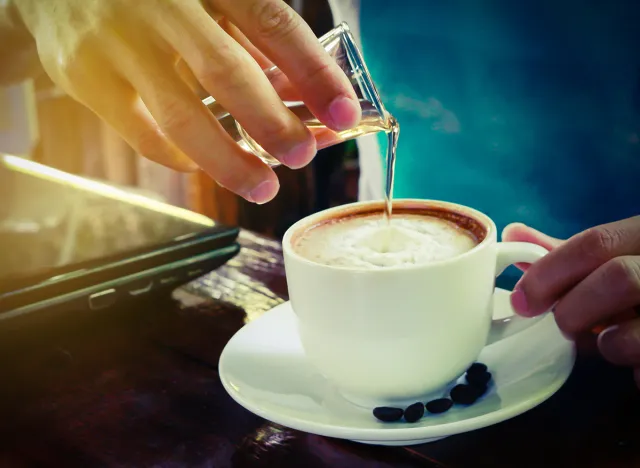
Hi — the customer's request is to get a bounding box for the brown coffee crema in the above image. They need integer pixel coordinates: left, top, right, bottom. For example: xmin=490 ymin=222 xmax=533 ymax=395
xmin=292 ymin=202 xmax=489 ymax=247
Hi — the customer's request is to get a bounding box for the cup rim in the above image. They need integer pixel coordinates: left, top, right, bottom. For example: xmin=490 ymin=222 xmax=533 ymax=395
xmin=282 ymin=199 xmax=497 ymax=272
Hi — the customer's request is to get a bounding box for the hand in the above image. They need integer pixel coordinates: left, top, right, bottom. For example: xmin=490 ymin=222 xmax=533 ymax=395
xmin=12 ymin=0 xmax=361 ymax=204
xmin=502 ymin=218 xmax=640 ymax=388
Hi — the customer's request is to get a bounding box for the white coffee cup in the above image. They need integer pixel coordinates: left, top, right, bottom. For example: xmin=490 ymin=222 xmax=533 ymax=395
xmin=282 ymin=199 xmax=549 ymax=408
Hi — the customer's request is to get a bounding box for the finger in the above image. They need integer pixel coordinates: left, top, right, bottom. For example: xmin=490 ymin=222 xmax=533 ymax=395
xmin=215 ymin=0 xmax=361 ymax=130
xmin=501 ymin=223 xmax=564 ymax=271
xmin=105 ymin=95 xmax=201 ymax=173
xmin=512 ymin=216 xmax=640 ymax=316
xmin=197 ymin=18 xmax=326 ymax=145
xmin=598 ymin=318 xmax=640 ymax=367
xmin=501 ymin=223 xmax=564 ymax=249
xmin=175 ymin=58 xmax=208 ymax=97
xmin=102 ymin=26 xmax=279 ymax=203
xmin=148 ymin=3 xmax=316 ymax=169
xmin=554 ymin=256 xmax=640 ymax=336
xmin=197 ymin=16 xmax=327 ymax=143
xmin=62 ymin=53 xmax=199 ymax=173
xmin=216 ymin=17 xmax=302 ymax=101
xmin=591 ymin=308 xmax=640 ymax=335
xmin=263 ymin=66 xmax=304 ymax=101
xmin=217 ymin=17 xmax=274 ymax=70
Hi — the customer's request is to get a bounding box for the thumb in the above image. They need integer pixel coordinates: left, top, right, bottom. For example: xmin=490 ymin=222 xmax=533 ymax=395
xmin=501 ymin=223 xmax=564 ymax=272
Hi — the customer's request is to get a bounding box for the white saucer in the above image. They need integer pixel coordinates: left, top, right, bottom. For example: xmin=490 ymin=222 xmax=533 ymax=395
xmin=219 ymin=289 xmax=576 ymax=446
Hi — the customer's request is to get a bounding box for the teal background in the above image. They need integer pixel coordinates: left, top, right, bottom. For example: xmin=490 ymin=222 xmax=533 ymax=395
xmin=359 ymin=0 xmax=640 ymax=240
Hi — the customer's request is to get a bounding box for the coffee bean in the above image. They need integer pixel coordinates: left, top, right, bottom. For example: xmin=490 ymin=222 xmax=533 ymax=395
xmin=472 ymin=383 xmax=488 ymax=398
xmin=450 ymin=384 xmax=480 ymax=405
xmin=466 ymin=362 xmax=488 ymax=376
xmin=373 ymin=407 xmax=404 ymax=422
xmin=466 ymin=371 xmax=492 ymax=387
xmin=425 ymin=398 xmax=453 ymax=414
xmin=404 ymin=402 xmax=425 ymax=423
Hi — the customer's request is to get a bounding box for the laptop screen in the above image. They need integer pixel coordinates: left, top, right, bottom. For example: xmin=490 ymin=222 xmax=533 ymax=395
xmin=0 ymin=154 xmax=221 ymax=293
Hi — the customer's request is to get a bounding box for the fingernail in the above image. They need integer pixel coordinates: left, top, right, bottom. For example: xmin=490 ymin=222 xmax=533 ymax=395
xmin=282 ymin=140 xmax=317 ymax=169
xmin=597 ymin=325 xmax=621 ymax=361
xmin=504 ymin=222 xmax=527 ymax=231
xmin=248 ymin=180 xmax=278 ymax=205
xmin=510 ymin=287 xmax=532 ymax=316
xmin=501 ymin=223 xmax=525 ymax=240
xmin=329 ymin=96 xmax=361 ymax=130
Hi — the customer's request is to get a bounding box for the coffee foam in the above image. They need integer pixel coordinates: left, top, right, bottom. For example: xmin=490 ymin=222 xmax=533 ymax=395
xmin=294 ymin=214 xmax=478 ymax=269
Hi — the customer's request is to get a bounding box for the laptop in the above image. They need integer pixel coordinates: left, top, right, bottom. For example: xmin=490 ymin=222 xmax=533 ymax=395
xmin=0 ymin=153 xmax=240 ymax=327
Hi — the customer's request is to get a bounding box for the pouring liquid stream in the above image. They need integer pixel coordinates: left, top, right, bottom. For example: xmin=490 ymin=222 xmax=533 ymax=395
xmin=380 ymin=115 xmax=399 ymax=253
xmin=384 ymin=115 xmax=399 ymax=222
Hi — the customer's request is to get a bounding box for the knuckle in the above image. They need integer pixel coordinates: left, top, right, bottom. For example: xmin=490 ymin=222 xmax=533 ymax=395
xmin=40 ymin=32 xmax=97 ymax=81
xmin=135 ymin=128 xmax=162 ymax=157
xmin=243 ymin=113 xmax=300 ymax=156
xmin=192 ymin=58 xmax=228 ymax=84
xmin=158 ymin=100 xmax=193 ymax=134
xmin=251 ymin=0 xmax=300 ymax=40
xmin=217 ymin=67 xmax=252 ymax=95
xmin=303 ymin=60 xmax=333 ymax=85
xmin=579 ymin=226 xmax=621 ymax=261
xmin=605 ymin=257 xmax=640 ymax=296
xmin=264 ymin=116 xmax=296 ymax=142
xmin=194 ymin=56 xmax=253 ymax=94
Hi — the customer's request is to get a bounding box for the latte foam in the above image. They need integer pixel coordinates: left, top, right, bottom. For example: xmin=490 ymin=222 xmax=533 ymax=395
xmin=294 ymin=214 xmax=478 ymax=269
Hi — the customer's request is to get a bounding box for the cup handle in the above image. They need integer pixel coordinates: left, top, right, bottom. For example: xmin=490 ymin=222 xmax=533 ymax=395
xmin=486 ymin=242 xmax=549 ymax=346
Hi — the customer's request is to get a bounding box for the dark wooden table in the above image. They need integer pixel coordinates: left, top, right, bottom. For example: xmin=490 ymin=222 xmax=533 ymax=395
xmin=1 ymin=231 xmax=638 ymax=467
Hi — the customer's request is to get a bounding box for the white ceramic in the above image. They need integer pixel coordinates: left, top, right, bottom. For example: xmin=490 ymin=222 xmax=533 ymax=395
xmin=282 ymin=199 xmax=550 ymax=407
xmin=219 ymin=289 xmax=575 ymax=446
